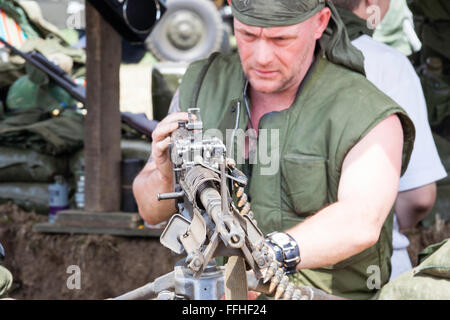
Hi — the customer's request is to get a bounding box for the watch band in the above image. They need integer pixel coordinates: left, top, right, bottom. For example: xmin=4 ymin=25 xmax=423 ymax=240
xmin=265 ymin=232 xmax=301 ymax=274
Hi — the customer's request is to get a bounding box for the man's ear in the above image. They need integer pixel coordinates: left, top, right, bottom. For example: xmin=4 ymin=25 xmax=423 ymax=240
xmin=314 ymin=7 xmax=331 ymax=40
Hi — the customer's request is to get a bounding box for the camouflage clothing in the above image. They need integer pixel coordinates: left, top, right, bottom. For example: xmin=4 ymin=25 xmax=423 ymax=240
xmin=0 ymin=265 xmax=12 ymax=298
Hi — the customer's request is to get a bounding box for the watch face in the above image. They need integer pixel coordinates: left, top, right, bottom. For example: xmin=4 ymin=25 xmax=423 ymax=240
xmin=272 ymin=232 xmax=289 ymax=245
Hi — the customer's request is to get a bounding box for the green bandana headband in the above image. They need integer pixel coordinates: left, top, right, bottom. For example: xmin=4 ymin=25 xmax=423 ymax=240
xmin=231 ymin=0 xmax=366 ymax=75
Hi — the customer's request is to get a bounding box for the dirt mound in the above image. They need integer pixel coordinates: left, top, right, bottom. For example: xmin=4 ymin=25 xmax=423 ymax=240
xmin=404 ymin=215 xmax=450 ymax=266
xmin=0 ymin=202 xmax=179 ymax=299
xmin=1 ymin=202 xmax=449 ymax=299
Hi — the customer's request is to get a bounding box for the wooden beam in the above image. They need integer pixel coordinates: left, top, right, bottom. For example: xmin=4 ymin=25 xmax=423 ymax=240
xmin=33 ymin=223 xmax=163 ymax=238
xmin=85 ymin=2 xmax=122 ymax=212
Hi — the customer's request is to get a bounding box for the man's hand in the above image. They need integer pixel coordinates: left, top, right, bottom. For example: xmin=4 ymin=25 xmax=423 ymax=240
xmin=133 ymin=111 xmax=189 ymax=225
xmin=151 ymin=112 xmax=189 ymax=182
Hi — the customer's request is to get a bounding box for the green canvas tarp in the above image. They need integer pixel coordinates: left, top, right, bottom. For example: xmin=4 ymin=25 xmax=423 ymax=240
xmin=0 ymin=109 xmax=84 ymax=156
xmin=378 ymin=239 xmax=450 ymax=299
xmin=0 ymin=146 xmax=67 ymax=182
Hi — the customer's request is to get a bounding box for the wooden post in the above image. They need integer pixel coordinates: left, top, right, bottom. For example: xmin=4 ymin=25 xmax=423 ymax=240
xmin=84 ymin=2 xmax=122 ymax=212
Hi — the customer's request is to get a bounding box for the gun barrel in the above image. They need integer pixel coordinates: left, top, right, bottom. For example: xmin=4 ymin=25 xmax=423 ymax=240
xmin=199 ymin=187 xmax=245 ymax=249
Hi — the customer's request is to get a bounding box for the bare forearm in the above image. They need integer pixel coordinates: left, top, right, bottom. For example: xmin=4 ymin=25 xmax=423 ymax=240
xmin=133 ymin=162 xmax=177 ymax=224
xmin=394 ymin=183 xmax=437 ymax=230
xmin=285 ymin=201 xmax=382 ymax=270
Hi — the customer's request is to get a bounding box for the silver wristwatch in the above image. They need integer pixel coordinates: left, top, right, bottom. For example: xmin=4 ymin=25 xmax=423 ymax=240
xmin=265 ymin=232 xmax=301 ymax=274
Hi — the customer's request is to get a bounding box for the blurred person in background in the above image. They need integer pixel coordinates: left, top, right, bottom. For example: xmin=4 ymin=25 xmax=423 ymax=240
xmin=333 ymin=0 xmax=447 ymax=280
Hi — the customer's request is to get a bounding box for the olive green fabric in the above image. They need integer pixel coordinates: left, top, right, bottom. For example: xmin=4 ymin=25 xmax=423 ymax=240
xmin=0 ymin=265 xmax=13 ymax=299
xmin=410 ymin=0 xmax=450 ymax=71
xmin=416 ymin=61 xmax=450 ymax=138
xmin=0 ymin=108 xmax=84 ymax=156
xmin=0 ymin=146 xmax=67 ymax=182
xmin=335 ymin=6 xmax=373 ymax=41
xmin=6 ymin=66 xmax=77 ymax=113
xmin=409 ymin=0 xmax=450 ymax=141
xmin=409 ymin=0 xmax=450 ymax=23
xmin=230 ymin=0 xmax=366 ymax=75
xmin=19 ymin=37 xmax=86 ymax=73
xmin=377 ymin=239 xmax=450 ymax=299
xmin=68 ymin=139 xmax=152 ymax=176
xmin=178 ymin=52 xmax=415 ymax=299
xmin=417 ymin=239 xmax=449 ymax=266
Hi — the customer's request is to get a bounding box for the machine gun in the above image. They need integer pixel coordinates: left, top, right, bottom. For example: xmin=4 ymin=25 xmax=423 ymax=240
xmin=113 ymin=108 xmax=343 ymax=301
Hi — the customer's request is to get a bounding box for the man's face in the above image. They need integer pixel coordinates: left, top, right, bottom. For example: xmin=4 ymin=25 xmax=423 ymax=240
xmin=234 ymin=17 xmax=319 ymax=94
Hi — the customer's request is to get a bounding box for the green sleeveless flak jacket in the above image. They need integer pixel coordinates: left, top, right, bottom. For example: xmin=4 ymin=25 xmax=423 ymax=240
xmin=178 ymin=52 xmax=415 ymax=299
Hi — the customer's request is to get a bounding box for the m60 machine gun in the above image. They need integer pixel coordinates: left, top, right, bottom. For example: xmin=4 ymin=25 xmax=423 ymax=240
xmin=113 ymin=108 xmax=342 ymax=301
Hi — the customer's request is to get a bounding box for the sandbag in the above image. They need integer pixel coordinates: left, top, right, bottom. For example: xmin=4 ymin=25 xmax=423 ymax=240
xmin=6 ymin=64 xmax=78 ymax=113
xmin=416 ymin=239 xmax=450 ymax=278
xmin=377 ymin=239 xmax=450 ymax=300
xmin=68 ymin=139 xmax=151 ymax=175
xmin=121 ymin=139 xmax=151 ymax=161
xmin=0 ymin=109 xmax=84 ymax=156
xmin=0 ymin=183 xmax=50 ymax=214
xmin=0 ymin=146 xmax=67 ymax=182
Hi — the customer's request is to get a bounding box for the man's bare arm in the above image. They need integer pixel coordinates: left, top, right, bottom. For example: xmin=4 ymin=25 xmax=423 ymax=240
xmin=133 ymin=89 xmax=186 ymax=224
xmin=286 ymin=114 xmax=404 ymax=270
xmin=394 ymin=183 xmax=437 ymax=231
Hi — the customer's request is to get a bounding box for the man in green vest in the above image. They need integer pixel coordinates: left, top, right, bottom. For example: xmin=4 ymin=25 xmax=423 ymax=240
xmin=134 ymin=0 xmax=415 ymax=299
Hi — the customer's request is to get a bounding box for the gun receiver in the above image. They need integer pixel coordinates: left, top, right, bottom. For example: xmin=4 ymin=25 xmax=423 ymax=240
xmin=158 ymin=108 xmax=273 ymax=278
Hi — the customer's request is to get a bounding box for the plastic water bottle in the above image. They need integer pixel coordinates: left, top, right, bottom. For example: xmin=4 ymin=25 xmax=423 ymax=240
xmin=48 ymin=175 xmax=69 ymax=223
xmin=75 ymin=170 xmax=85 ymax=209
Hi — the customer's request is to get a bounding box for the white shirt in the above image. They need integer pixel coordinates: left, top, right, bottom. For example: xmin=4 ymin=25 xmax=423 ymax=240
xmin=352 ymin=35 xmax=447 ymax=191
xmin=352 ymin=35 xmax=447 ymax=280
